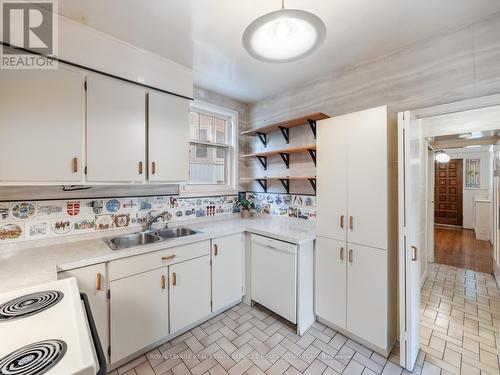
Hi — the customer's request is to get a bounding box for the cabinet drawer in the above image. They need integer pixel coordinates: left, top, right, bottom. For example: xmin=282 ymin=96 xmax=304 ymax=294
xmin=109 ymin=240 xmax=210 ymax=281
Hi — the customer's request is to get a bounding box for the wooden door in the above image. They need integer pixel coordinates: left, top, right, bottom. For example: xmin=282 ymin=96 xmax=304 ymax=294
xmin=169 ymin=255 xmax=211 ymax=333
xmin=86 ymin=75 xmax=146 ymax=183
xmin=110 ymin=268 xmax=168 ymax=364
xmin=346 ymin=243 xmax=387 ymax=350
xmin=148 ymin=91 xmax=190 ymax=182
xmin=58 ymin=264 xmax=108 ymax=363
xmin=0 ymin=68 xmax=85 ymax=183
xmin=434 ymin=159 xmax=463 ymax=226
xmin=212 ymin=234 xmax=243 ymax=312
xmin=315 ymin=237 xmax=347 ymax=329
xmin=316 ymin=117 xmax=348 ymax=241
xmin=347 ymin=105 xmax=389 ymax=250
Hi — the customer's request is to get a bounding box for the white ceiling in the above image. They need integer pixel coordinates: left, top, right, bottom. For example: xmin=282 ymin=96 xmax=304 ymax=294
xmin=56 ymin=0 xmax=500 ymax=103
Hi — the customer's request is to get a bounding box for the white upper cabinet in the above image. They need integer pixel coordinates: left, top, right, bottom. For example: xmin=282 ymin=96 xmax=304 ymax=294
xmin=0 ymin=68 xmax=85 ymax=183
xmin=212 ymin=234 xmax=243 ymax=311
xmin=148 ymin=91 xmax=190 ymax=182
xmin=86 ymin=75 xmax=146 ymax=183
xmin=347 ymin=106 xmax=388 ymax=250
xmin=316 ymin=116 xmax=348 ymax=241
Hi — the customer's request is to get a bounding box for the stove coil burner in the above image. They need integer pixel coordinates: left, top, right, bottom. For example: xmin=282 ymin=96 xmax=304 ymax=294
xmin=0 ymin=291 xmax=63 ymax=321
xmin=0 ymin=339 xmax=67 ymax=375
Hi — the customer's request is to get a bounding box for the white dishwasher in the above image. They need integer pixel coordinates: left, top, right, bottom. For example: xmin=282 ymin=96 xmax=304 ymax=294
xmin=251 ymin=234 xmax=297 ymax=323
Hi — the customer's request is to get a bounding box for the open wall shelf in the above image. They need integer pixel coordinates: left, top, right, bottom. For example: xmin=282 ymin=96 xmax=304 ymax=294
xmin=241 ymin=113 xmax=329 ymax=145
xmin=241 ymin=144 xmax=316 ymax=169
xmin=240 ymin=176 xmax=316 ymax=194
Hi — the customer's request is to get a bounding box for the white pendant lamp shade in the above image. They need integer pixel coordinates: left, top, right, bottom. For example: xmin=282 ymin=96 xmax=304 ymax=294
xmin=435 ymin=151 xmax=450 ymax=163
xmin=242 ymin=8 xmax=326 ymax=63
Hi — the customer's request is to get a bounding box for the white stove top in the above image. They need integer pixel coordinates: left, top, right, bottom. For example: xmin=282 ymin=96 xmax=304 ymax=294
xmin=0 ymin=278 xmax=97 ymax=375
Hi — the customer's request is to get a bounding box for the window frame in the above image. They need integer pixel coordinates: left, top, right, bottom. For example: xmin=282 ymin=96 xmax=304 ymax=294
xmin=181 ymin=100 xmax=238 ymax=196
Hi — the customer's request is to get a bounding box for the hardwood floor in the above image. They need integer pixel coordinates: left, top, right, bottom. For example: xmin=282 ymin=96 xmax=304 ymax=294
xmin=434 ymin=226 xmax=493 ymax=273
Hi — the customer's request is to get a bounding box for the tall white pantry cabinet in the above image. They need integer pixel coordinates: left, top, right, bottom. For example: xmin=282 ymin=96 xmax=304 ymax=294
xmin=315 ymin=105 xmax=397 ymax=356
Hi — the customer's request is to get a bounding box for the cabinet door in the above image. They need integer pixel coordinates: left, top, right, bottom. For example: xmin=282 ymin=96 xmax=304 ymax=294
xmin=316 ymin=117 xmax=348 ymax=241
xmin=148 ymin=91 xmax=189 ymax=182
xmin=347 ymin=243 xmax=387 ymax=349
xmin=58 ymin=264 xmax=108 ymax=363
xmin=315 ymin=237 xmax=347 ymax=329
xmin=346 ymin=106 xmax=388 ymax=249
xmin=0 ymin=68 xmax=84 ymax=182
xmin=87 ymin=75 xmax=146 ymax=182
xmin=169 ymin=255 xmax=211 ymax=333
xmin=110 ymin=268 xmax=168 ymax=364
xmin=212 ymin=234 xmax=243 ymax=311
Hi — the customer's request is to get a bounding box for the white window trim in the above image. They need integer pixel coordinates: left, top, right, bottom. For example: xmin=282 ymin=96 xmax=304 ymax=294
xmin=180 ymin=99 xmax=239 ymax=196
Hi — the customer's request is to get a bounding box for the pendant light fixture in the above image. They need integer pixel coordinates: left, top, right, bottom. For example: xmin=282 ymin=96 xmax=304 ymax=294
xmin=242 ymin=0 xmax=326 ymax=63
xmin=435 ymin=150 xmax=451 ymax=163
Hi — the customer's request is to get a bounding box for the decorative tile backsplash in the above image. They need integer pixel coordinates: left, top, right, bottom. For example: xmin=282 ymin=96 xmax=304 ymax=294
xmin=0 ymin=195 xmax=238 ymax=243
xmin=246 ymin=192 xmax=316 ymax=220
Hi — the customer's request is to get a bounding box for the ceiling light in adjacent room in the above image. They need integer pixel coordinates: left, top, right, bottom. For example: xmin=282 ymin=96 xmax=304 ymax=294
xmin=435 ymin=150 xmax=450 ymax=163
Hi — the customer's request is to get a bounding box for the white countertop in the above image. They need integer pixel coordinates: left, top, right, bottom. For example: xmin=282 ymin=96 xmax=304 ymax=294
xmin=0 ymin=215 xmax=315 ymax=294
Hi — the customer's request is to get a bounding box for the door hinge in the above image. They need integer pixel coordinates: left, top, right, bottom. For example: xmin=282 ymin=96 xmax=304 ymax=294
xmin=107 ymin=289 xmax=110 ymax=299
xmin=84 ymin=81 xmax=87 ymax=91
xmin=108 ymin=346 xmax=111 ymax=357
xmin=210 ymin=300 xmax=213 ymax=310
xmin=84 ymin=166 xmax=87 ymax=175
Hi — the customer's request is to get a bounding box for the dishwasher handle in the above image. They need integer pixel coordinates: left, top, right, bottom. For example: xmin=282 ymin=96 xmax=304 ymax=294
xmin=252 ymin=235 xmax=297 ymax=254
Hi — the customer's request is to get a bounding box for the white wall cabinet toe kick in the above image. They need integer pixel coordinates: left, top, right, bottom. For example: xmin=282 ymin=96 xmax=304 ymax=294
xmin=57 ymin=234 xmax=244 ymax=369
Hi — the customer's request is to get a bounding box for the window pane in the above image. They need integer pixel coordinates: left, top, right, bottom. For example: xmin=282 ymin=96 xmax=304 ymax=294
xmin=189 ymin=145 xmax=227 ymax=185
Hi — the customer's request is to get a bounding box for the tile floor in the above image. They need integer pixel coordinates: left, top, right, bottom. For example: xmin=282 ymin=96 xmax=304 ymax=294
xmin=109 ymin=263 xmax=500 ymax=375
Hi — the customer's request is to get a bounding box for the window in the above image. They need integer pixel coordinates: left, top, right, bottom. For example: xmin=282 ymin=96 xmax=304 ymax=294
xmin=186 ymin=101 xmax=237 ymax=192
xmin=465 ymin=158 xmax=480 ymax=189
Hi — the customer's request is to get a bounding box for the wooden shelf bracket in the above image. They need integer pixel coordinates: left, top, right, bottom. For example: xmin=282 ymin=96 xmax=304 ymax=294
xmin=307 ymin=148 xmax=316 ymax=166
xmin=307 ymin=119 xmax=317 ymax=139
xmin=308 ymin=178 xmax=317 ymax=193
xmin=257 ymin=156 xmax=267 ymax=170
xmin=279 ymin=153 xmax=290 ymax=169
xmin=256 ymin=132 xmax=267 ymax=147
xmin=278 ymin=126 xmax=290 ymax=144
xmin=279 ymin=178 xmax=290 ymax=194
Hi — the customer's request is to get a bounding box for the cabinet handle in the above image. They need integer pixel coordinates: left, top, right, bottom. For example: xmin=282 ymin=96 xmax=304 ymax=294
xmin=340 ymin=215 xmax=344 ymax=229
xmin=161 ymin=275 xmax=166 ymax=289
xmin=139 ymin=161 xmax=143 ymax=174
xmin=339 ymin=247 xmax=344 ymax=261
xmin=349 ymin=216 xmax=354 ymax=230
xmin=348 ymin=249 xmax=353 ymax=263
xmin=214 ymin=244 xmax=218 ymax=256
xmin=411 ymin=246 xmax=418 ymax=261
xmin=161 ymin=254 xmax=176 ymax=261
xmin=172 ymin=272 xmax=177 ymax=286
xmin=72 ymin=157 xmax=78 ymax=173
xmin=152 ymin=161 xmax=156 ymax=175
xmin=96 ymin=273 xmax=102 ymax=291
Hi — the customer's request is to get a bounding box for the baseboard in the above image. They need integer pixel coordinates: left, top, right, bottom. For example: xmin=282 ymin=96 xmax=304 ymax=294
xmin=420 ymin=263 xmax=429 ymax=289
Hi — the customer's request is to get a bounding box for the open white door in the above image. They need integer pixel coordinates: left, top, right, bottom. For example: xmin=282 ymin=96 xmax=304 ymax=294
xmin=398 ymin=111 xmax=423 ymax=371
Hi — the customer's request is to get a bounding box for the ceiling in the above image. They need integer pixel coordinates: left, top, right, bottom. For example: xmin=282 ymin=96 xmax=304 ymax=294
xmin=55 ymin=0 xmax=500 ymax=103
xmin=429 ymin=131 xmax=500 ymax=149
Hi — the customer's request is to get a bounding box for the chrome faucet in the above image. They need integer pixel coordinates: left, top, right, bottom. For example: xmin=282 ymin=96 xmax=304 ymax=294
xmin=144 ymin=211 xmax=169 ymax=231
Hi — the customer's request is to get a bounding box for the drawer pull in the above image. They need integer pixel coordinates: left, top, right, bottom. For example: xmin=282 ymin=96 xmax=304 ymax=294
xmin=339 ymin=247 xmax=344 ymax=261
xmin=340 ymin=215 xmax=344 ymax=229
xmin=152 ymin=161 xmax=156 ymax=175
xmin=161 ymin=275 xmax=166 ymax=289
xmin=72 ymin=157 xmax=78 ymax=173
xmin=214 ymin=244 xmax=218 ymax=256
xmin=348 ymin=249 xmax=353 ymax=263
xmin=172 ymin=272 xmax=177 ymax=286
xmin=96 ymin=273 xmax=102 ymax=291
xmin=161 ymin=255 xmax=176 ymax=261
xmin=349 ymin=216 xmax=354 ymax=230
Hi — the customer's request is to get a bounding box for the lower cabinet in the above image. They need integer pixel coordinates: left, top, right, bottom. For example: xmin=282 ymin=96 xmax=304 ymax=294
xmin=169 ymin=255 xmax=211 ymax=333
xmin=58 ymin=263 xmax=109 ymax=363
xmin=315 ymin=239 xmax=388 ymax=351
xmin=315 ymin=237 xmax=346 ymax=329
xmin=110 ymin=268 xmax=168 ymax=364
xmin=212 ymin=234 xmax=243 ymax=311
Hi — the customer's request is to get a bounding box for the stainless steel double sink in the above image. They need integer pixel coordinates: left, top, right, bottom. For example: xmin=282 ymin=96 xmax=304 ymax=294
xmin=104 ymin=227 xmax=198 ymax=250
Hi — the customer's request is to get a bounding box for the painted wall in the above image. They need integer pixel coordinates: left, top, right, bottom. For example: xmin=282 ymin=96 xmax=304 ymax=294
xmin=446 ymin=147 xmax=493 ymax=230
